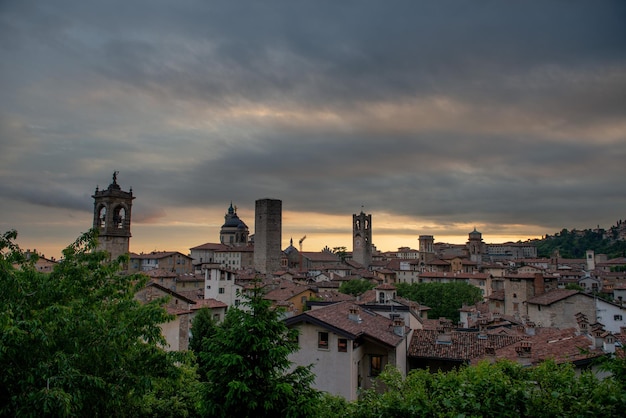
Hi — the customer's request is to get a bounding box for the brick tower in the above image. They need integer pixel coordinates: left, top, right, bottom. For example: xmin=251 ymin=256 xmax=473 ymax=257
xmin=92 ymin=171 xmax=134 ymax=262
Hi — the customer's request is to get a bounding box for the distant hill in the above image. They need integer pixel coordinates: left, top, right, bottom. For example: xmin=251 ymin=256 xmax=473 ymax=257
xmin=531 ymin=219 xmax=626 ymax=259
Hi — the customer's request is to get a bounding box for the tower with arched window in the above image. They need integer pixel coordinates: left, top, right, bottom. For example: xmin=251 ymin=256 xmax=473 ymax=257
xmin=352 ymin=210 xmax=372 ymax=269
xmin=92 ymin=171 xmax=134 ymax=262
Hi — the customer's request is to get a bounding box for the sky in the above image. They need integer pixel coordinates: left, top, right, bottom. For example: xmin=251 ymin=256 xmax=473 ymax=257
xmin=1 ymin=1 xmax=625 ymax=260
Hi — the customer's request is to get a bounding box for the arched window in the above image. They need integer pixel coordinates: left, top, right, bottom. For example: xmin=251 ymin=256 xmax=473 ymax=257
xmin=98 ymin=206 xmax=106 ymax=228
xmin=113 ymin=206 xmax=126 ymax=229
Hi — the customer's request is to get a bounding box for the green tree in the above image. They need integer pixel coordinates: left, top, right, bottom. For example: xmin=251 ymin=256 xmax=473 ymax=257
xmin=0 ymin=229 xmax=195 ymax=417
xmin=345 ymin=360 xmax=626 ymax=417
xmin=565 ymin=283 xmax=584 ymax=291
xmin=396 ymin=282 xmax=482 ymax=322
xmin=339 ymin=279 xmax=375 ymax=296
xmin=189 ymin=307 xmax=217 ymax=380
xmin=198 ymin=286 xmax=319 ymax=417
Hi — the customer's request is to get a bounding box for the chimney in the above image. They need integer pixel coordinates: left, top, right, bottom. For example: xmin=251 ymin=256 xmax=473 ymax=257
xmin=516 ymin=341 xmax=532 ymax=358
xmin=590 ymin=326 xmax=605 ymax=349
xmin=348 ymin=305 xmax=361 ymax=323
xmin=393 ymin=317 xmax=405 ymax=337
xmin=534 ymin=273 xmax=545 ymax=296
xmin=603 ymin=334 xmax=616 ymax=354
xmin=525 ymin=321 xmax=536 ymax=336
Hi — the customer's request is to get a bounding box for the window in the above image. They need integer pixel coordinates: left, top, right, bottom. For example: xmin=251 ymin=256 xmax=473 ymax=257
xmin=318 ymin=332 xmax=329 ymax=349
xmin=338 ymin=338 xmax=348 ymax=352
xmin=234 ymin=299 xmax=240 ymax=306
xmin=219 ymin=288 xmax=225 ymax=294
xmin=614 ymin=315 xmax=623 ymax=321
xmin=370 ymin=355 xmax=383 ymax=377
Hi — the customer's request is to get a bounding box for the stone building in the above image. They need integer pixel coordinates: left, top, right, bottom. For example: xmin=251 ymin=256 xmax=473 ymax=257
xmin=352 ymin=211 xmax=372 ymax=269
xmin=92 ymin=171 xmax=134 ymax=262
xmin=220 ymin=202 xmax=249 ymax=246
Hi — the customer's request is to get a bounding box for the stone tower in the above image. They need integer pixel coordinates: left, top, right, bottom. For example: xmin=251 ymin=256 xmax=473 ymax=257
xmin=220 ymin=202 xmax=249 ymax=246
xmin=352 ymin=210 xmax=372 ymax=269
xmin=467 ymin=227 xmax=484 ymax=264
xmin=92 ymin=171 xmax=134 ymax=261
xmin=253 ymin=198 xmax=282 ymax=275
xmin=418 ymin=235 xmax=435 ymax=265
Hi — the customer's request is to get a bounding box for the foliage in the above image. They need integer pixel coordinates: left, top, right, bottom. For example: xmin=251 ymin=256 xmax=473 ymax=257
xmin=339 ymin=279 xmax=375 ymax=296
xmin=0 ymin=229 xmax=196 ymax=417
xmin=338 ymin=360 xmax=626 ymax=417
xmin=197 ymin=286 xmax=320 ymax=418
xmin=315 ymin=393 xmax=353 ymax=418
xmin=396 ymin=282 xmax=483 ymax=322
xmin=332 ymin=246 xmax=348 ymax=262
xmin=533 ymin=227 xmax=626 ymax=259
xmin=564 ymin=283 xmax=584 ymax=291
xmin=188 ymin=308 xmax=217 ymax=380
xmin=129 ymin=357 xmax=201 ymax=418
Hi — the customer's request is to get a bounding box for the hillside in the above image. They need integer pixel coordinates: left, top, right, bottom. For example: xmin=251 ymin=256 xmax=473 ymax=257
xmin=531 ymin=219 xmax=626 ymax=259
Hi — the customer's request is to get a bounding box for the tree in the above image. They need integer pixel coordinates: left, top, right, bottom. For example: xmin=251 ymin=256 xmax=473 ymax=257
xmin=396 ymin=282 xmax=483 ymax=321
xmin=0 ymin=229 xmax=195 ymax=417
xmin=339 ymin=279 xmax=375 ymax=296
xmin=565 ymin=283 xmax=584 ymax=291
xmin=341 ymin=360 xmax=626 ymax=417
xmin=197 ymin=286 xmax=319 ymax=417
xmin=189 ymin=307 xmax=217 ymax=380
xmin=332 ymin=246 xmax=348 ymax=262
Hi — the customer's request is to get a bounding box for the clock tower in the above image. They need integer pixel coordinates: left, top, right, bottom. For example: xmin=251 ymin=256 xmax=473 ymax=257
xmin=352 ymin=210 xmax=372 ymax=269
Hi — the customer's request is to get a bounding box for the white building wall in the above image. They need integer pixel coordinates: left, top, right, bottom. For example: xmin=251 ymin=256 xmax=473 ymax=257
xmin=160 ymin=316 xmax=182 ymax=351
xmin=204 ymin=267 xmax=242 ymax=307
xmin=289 ymin=324 xmax=355 ymax=400
xmin=596 ymin=298 xmax=626 ymax=334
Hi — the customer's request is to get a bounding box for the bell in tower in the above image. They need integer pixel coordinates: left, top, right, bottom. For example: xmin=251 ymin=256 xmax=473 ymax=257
xmin=92 ymin=171 xmax=135 ymax=262
xmin=352 ymin=209 xmax=372 ymax=269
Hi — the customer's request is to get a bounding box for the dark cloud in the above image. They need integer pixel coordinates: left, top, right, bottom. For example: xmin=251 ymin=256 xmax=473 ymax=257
xmin=1 ymin=0 xmax=625 ymax=256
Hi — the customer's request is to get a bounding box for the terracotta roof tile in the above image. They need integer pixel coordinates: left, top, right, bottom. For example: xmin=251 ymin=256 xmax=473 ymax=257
xmin=526 ymin=289 xmax=580 ymax=306
xmin=409 ymin=329 xmax=523 ymax=361
xmin=286 ymin=301 xmax=406 ymax=347
xmin=472 ymin=327 xmax=604 ymax=366
xmin=264 ymin=284 xmax=312 ymax=302
xmin=192 ymin=298 xmax=228 ymax=310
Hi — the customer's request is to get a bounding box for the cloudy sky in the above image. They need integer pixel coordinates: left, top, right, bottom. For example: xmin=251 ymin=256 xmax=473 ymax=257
xmin=1 ymin=1 xmax=625 ymax=259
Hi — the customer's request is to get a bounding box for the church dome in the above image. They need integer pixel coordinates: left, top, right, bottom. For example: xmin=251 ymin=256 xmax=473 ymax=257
xmin=284 ymin=238 xmax=298 ymax=255
xmin=221 ymin=203 xmax=248 ymax=229
xmin=222 ymin=215 xmax=247 ymax=229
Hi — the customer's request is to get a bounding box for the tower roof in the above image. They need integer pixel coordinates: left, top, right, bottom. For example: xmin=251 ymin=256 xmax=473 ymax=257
xmin=222 ymin=203 xmax=248 ymax=229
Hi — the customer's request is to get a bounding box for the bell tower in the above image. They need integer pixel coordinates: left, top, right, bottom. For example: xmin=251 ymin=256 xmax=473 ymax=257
xmin=92 ymin=171 xmax=135 ymax=262
xmin=467 ymin=227 xmax=484 ymax=264
xmin=352 ymin=210 xmax=372 ymax=269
